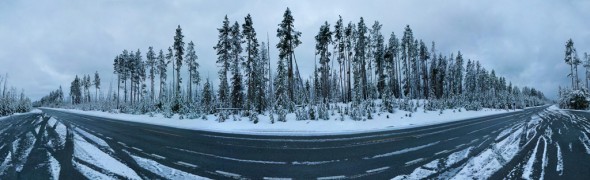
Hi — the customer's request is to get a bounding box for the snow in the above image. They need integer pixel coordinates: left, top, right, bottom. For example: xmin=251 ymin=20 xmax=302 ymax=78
xmin=452 ymin=126 xmax=524 ymax=180
xmin=12 ymin=132 xmax=36 ymax=172
xmin=73 ymin=133 xmax=140 ymax=179
xmin=73 ymin=161 xmax=113 ymax=180
xmin=130 ymin=154 xmax=209 ymax=180
xmin=43 ymin=106 xmax=519 ymax=136
xmin=48 ymin=117 xmax=57 ymax=127
xmin=445 ymin=147 xmax=472 ymax=167
xmin=452 ymin=149 xmax=501 ymax=180
xmin=49 ymin=154 xmax=61 ymax=180
xmin=556 ymin=142 xmax=563 ymax=176
xmin=541 ymin=137 xmax=548 ymax=180
xmin=0 ymin=152 xmax=12 ymax=174
xmin=74 ymin=127 xmax=114 ymax=152
xmin=54 ymin=121 xmax=67 ymax=144
xmin=522 ymin=137 xmax=542 ymax=180
xmin=393 ymin=167 xmax=434 ymax=180
xmin=579 ymin=133 xmax=590 ymax=154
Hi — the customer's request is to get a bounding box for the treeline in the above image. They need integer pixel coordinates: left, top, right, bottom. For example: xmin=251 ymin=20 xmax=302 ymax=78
xmin=558 ymin=39 xmax=590 ymax=109
xmin=36 ymin=8 xmax=547 ymax=120
xmin=0 ymin=74 xmax=32 ymax=116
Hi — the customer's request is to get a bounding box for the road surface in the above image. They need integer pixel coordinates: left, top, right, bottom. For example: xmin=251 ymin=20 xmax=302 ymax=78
xmin=2 ymin=106 xmax=590 ymax=179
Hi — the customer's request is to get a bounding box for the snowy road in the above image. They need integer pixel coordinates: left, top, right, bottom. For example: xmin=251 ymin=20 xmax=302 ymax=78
xmin=4 ymin=106 xmax=590 ymax=179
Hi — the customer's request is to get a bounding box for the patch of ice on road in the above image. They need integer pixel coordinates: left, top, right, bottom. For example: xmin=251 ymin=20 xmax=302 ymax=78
xmin=556 ymin=142 xmax=563 ymax=176
xmin=73 ymin=161 xmax=112 ymax=180
xmin=368 ymin=141 xmax=439 ymax=159
xmin=522 ymin=137 xmax=542 ymax=180
xmin=130 ymin=154 xmax=209 ymax=180
xmin=73 ymin=133 xmax=140 ymax=179
xmin=49 ymin=154 xmax=61 ymax=180
xmin=74 ymin=127 xmax=113 ymax=152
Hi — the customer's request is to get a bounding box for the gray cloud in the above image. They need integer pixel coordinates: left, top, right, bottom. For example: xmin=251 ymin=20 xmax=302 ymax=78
xmin=1 ymin=0 xmax=589 ymax=100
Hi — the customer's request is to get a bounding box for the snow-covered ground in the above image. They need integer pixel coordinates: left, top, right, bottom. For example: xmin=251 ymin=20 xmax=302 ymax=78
xmin=44 ymin=105 xmax=520 ymax=136
xmin=0 ymin=108 xmax=42 ymax=121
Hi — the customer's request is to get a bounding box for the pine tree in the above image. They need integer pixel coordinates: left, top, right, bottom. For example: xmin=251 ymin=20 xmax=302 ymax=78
xmin=202 ymin=78 xmax=213 ymax=113
xmin=185 ymin=41 xmax=200 ymax=102
xmin=454 ymin=51 xmax=464 ymax=95
xmin=371 ymin=21 xmax=385 ymax=99
xmin=354 ymin=17 xmax=368 ymax=101
xmin=230 ymin=21 xmax=243 ymax=109
xmin=333 ymin=16 xmax=346 ymax=102
xmin=275 ymin=50 xmax=289 ymax=110
xmin=157 ymin=49 xmax=169 ymax=103
xmin=94 ymin=71 xmax=100 ymax=102
xmin=344 ymin=22 xmax=355 ymax=102
xmin=70 ymin=75 xmax=82 ymax=104
xmin=257 ymin=42 xmax=269 ymax=113
xmin=401 ymin=25 xmax=413 ymax=98
xmin=428 ymin=42 xmax=437 ymax=99
xmin=315 ymin=21 xmax=332 ymax=102
xmin=146 ymin=46 xmax=157 ymax=101
xmin=165 ymin=46 xmax=174 ymax=98
xmin=173 ymin=25 xmax=185 ymax=107
xmin=418 ymin=40 xmax=429 ymax=98
xmin=242 ymin=14 xmax=261 ymax=112
xmin=565 ymin=39 xmax=580 ymax=90
xmin=113 ymin=54 xmax=122 ymax=107
xmin=276 ymin=7 xmax=302 ymax=103
xmin=215 ymin=16 xmax=232 ymax=108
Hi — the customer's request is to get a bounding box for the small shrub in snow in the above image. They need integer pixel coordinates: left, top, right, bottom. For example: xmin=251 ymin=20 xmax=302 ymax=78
xmin=250 ymin=112 xmax=259 ymax=124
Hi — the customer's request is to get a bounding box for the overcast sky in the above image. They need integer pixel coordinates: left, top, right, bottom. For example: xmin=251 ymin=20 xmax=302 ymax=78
xmin=1 ymin=0 xmax=589 ymax=100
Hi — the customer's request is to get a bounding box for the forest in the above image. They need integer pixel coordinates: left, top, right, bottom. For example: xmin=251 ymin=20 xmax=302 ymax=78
xmin=34 ymin=8 xmax=548 ymax=122
xmin=0 ymin=74 xmax=32 ymax=116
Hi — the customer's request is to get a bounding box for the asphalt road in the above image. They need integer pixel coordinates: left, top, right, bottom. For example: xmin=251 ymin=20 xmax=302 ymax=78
xmin=3 ymin=105 xmax=590 ymax=179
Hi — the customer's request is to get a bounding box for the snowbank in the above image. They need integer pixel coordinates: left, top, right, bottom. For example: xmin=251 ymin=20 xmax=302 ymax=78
xmin=42 ymin=106 xmax=520 ymax=136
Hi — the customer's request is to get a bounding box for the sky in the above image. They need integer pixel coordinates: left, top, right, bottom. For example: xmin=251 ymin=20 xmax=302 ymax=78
xmin=0 ymin=0 xmax=589 ymax=101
